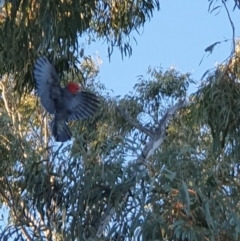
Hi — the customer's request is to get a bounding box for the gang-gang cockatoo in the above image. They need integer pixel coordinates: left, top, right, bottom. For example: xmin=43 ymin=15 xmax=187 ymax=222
xmin=33 ymin=56 xmax=99 ymax=142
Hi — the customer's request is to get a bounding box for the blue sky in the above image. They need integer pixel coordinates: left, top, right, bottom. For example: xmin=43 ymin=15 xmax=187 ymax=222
xmin=86 ymin=0 xmax=240 ymax=96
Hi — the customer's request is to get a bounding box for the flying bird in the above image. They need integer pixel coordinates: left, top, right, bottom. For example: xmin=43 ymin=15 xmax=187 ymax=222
xmin=33 ymin=56 xmax=99 ymax=142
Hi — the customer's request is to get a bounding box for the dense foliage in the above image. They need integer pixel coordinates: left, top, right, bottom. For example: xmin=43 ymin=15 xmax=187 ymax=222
xmin=0 ymin=0 xmax=160 ymax=93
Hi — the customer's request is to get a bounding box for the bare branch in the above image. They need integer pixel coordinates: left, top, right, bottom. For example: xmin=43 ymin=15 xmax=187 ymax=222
xmin=117 ymin=107 xmax=154 ymax=137
xmin=96 ymin=207 xmax=115 ymax=238
xmin=96 ymin=192 xmax=129 ymax=238
xmin=44 ymin=111 xmax=48 ymax=149
xmin=19 ymin=226 xmax=33 ymax=241
xmin=138 ymin=99 xmax=186 ymax=162
xmin=96 ymin=98 xmax=188 ymax=237
xmin=0 ymin=76 xmax=12 ymax=117
xmin=222 ymin=0 xmax=235 ymax=54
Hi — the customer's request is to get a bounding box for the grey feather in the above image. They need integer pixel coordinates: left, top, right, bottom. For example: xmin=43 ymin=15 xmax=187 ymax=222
xmin=33 ymin=57 xmax=60 ymax=114
xmin=64 ymin=90 xmax=100 ymax=122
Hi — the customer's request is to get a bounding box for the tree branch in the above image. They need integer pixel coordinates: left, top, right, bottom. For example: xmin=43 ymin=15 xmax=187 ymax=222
xmin=138 ymin=99 xmax=187 ymax=162
xmin=0 ymin=176 xmax=33 ymax=241
xmin=117 ymin=107 xmax=154 ymax=137
xmin=96 ymin=192 xmax=129 ymax=238
xmin=19 ymin=226 xmax=33 ymax=241
xmin=20 ymin=201 xmax=51 ymax=239
xmin=0 ymin=76 xmax=12 ymax=117
xmin=96 ymin=98 xmax=189 ymax=237
xmin=222 ymin=0 xmax=235 ymax=54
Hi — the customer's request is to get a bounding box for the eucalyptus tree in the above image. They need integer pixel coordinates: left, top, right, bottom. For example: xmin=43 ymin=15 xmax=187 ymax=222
xmin=0 ymin=0 xmax=160 ymax=93
xmin=0 ymin=65 xmax=192 ymax=240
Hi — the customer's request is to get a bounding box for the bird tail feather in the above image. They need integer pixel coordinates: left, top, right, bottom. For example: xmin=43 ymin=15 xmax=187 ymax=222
xmin=50 ymin=119 xmax=72 ymax=142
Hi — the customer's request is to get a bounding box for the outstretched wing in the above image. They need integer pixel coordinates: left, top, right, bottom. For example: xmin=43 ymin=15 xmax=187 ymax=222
xmin=33 ymin=57 xmax=60 ymax=114
xmin=65 ymin=90 xmax=100 ymax=121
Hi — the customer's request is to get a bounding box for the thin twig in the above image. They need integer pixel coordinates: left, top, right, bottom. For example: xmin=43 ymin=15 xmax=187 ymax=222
xmin=20 ymin=201 xmax=50 ymax=239
xmin=1 ymin=176 xmax=32 ymax=241
xmin=222 ymin=0 xmax=236 ymax=54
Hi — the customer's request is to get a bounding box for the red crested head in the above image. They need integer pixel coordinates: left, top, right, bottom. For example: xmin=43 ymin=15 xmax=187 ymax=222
xmin=67 ymin=82 xmax=80 ymax=94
